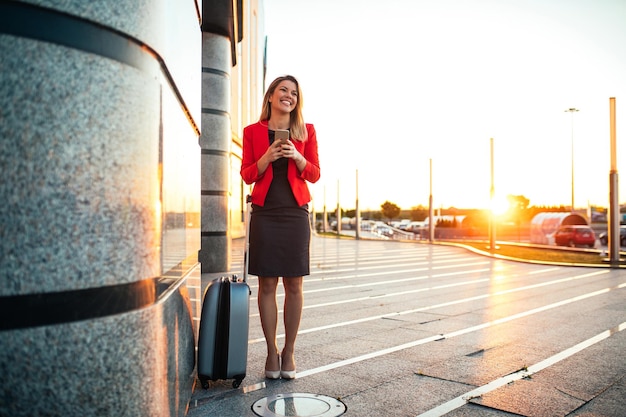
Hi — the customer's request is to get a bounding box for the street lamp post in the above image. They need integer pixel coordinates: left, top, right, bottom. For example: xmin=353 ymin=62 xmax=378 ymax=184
xmin=355 ymin=169 xmax=360 ymax=240
xmin=565 ymin=108 xmax=579 ymax=212
xmin=489 ymin=138 xmax=496 ymax=251
xmin=608 ymin=98 xmax=622 ymax=265
xmin=429 ymin=158 xmax=434 ymax=242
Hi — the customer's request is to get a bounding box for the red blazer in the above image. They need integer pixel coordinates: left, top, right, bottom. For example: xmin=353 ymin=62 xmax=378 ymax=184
xmin=241 ymin=121 xmax=320 ymax=207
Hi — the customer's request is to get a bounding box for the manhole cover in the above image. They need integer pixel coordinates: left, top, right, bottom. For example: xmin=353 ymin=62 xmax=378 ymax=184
xmin=252 ymin=393 xmax=347 ymax=417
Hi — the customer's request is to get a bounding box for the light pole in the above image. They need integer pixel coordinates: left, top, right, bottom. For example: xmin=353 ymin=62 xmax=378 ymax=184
xmin=608 ymin=98 xmax=622 ymax=265
xmin=355 ymin=169 xmax=360 ymax=240
xmin=336 ymin=179 xmax=341 ymax=235
xmin=565 ymin=107 xmax=579 ymax=212
xmin=428 ymin=158 xmax=434 ymax=242
xmin=489 ymin=138 xmax=497 ymax=251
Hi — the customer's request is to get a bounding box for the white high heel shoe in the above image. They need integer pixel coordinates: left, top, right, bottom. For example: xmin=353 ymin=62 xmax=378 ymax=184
xmin=280 ymin=354 xmax=296 ymax=379
xmin=265 ymin=354 xmax=281 ymax=379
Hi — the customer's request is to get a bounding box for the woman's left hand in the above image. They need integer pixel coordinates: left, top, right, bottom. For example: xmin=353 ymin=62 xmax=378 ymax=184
xmin=281 ymin=141 xmax=302 ymax=162
xmin=281 ymin=141 xmax=307 ymax=171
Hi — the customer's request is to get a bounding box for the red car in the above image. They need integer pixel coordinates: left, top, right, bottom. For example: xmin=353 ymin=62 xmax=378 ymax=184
xmin=554 ymin=225 xmax=596 ymax=248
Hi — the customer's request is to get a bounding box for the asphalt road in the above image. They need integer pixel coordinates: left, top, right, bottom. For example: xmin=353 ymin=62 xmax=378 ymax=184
xmin=187 ymin=235 xmax=626 ymax=417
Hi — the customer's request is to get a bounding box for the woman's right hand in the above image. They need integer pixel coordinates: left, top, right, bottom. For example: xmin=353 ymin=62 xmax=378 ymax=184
xmin=257 ymin=141 xmax=285 ymax=175
xmin=265 ymin=140 xmax=285 ymax=162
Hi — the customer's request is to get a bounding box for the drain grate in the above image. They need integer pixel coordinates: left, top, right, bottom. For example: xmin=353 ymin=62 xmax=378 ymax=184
xmin=251 ymin=393 xmax=346 ymax=417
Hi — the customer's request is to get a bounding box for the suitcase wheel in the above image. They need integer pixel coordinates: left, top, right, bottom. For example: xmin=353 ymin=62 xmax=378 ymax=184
xmin=201 ymin=378 xmax=209 ymax=390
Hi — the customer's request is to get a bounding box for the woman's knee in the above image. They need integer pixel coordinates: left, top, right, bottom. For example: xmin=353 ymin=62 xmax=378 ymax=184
xmin=258 ymin=277 xmax=279 ymax=295
xmin=283 ymin=277 xmax=303 ymax=295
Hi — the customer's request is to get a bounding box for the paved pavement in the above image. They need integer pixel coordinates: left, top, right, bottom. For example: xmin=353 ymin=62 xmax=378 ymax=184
xmin=186 ymin=235 xmax=626 ymax=417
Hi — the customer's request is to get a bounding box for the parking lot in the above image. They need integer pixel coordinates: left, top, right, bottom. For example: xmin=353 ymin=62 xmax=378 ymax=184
xmin=187 ymin=235 xmax=626 ymax=417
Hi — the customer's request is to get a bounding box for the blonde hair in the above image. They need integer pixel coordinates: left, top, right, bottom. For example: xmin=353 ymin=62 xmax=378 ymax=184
xmin=259 ymin=75 xmax=308 ymax=141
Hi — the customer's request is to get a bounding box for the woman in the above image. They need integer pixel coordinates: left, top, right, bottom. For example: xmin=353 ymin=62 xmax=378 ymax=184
xmin=240 ymin=75 xmax=320 ymax=379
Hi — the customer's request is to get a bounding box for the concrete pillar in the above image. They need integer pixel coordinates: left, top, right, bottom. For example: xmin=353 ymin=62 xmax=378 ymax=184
xmin=199 ymin=33 xmax=232 ymax=273
xmin=0 ymin=1 xmax=199 ymax=416
xmin=199 ymin=0 xmax=243 ymax=273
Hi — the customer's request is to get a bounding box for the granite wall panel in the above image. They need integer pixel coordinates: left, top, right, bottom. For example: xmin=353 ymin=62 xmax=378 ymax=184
xmin=0 ymin=1 xmax=201 ymax=415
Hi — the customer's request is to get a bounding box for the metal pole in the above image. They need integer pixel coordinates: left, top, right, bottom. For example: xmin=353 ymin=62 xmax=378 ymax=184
xmin=336 ymin=179 xmax=341 ymax=235
xmin=565 ymin=108 xmax=579 ymax=212
xmin=323 ymin=185 xmax=327 ymax=233
xmin=311 ymin=196 xmax=315 ymax=232
xmin=429 ymin=158 xmax=434 ymax=242
xmin=355 ymin=169 xmax=360 ymax=240
xmin=608 ymin=98 xmax=621 ymax=265
xmin=489 ymin=138 xmax=496 ymax=251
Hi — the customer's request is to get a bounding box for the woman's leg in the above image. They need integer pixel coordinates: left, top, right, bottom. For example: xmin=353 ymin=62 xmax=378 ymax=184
xmin=281 ymin=276 xmax=303 ymax=372
xmin=258 ymin=276 xmax=280 ymax=372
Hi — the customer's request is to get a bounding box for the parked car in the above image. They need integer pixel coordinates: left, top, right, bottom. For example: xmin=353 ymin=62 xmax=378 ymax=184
xmin=554 ymin=225 xmax=596 ymax=248
xmin=598 ymin=225 xmax=626 ymax=246
xmin=396 ymin=219 xmax=411 ymax=230
xmin=360 ymin=220 xmax=376 ymax=231
xmin=405 ymin=221 xmax=425 ymax=235
xmin=372 ymin=221 xmax=394 ymax=237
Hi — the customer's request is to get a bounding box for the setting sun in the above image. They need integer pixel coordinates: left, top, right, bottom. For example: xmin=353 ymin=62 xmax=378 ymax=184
xmin=490 ymin=195 xmax=510 ymax=217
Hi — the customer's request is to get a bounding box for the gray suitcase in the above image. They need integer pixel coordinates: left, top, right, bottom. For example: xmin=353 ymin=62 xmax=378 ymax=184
xmin=197 ymin=197 xmax=251 ymax=389
xmin=197 ymin=275 xmax=250 ymax=389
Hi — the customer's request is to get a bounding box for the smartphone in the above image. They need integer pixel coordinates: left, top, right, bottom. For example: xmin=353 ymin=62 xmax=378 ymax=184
xmin=274 ymin=129 xmax=289 ymax=144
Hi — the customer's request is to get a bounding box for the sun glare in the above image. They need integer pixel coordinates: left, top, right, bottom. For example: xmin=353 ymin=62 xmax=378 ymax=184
xmin=490 ymin=195 xmax=509 ymax=216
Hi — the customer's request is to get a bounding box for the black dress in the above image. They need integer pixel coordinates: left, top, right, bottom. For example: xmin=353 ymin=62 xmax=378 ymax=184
xmin=248 ymin=130 xmax=310 ymax=278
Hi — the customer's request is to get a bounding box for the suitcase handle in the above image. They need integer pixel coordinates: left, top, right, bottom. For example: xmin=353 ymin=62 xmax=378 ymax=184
xmin=242 ymin=195 xmax=252 ymax=283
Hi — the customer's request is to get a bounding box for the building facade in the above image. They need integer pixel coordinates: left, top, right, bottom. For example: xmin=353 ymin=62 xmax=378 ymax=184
xmin=0 ymin=0 xmax=264 ymax=415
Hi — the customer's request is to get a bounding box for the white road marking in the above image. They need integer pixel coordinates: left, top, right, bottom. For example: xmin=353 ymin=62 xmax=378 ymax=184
xmin=293 ymin=276 xmax=620 ymax=378
xmin=416 ymin=314 xmax=626 ymax=417
xmin=248 ymin=269 xmax=608 ymax=333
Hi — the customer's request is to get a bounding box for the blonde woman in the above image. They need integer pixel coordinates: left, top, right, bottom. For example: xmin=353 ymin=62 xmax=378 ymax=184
xmin=241 ymin=75 xmax=320 ymax=379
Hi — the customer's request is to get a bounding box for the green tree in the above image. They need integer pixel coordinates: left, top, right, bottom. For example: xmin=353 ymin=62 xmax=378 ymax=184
xmin=381 ymin=201 xmax=401 ymax=223
xmin=410 ymin=205 xmax=428 ymax=221
xmin=507 ymin=194 xmax=529 ymax=211
xmin=344 ymin=209 xmax=356 ymax=218
xmin=507 ymin=194 xmax=531 ymax=222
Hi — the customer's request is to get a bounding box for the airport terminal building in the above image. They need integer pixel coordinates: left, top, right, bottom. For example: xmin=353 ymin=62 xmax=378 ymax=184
xmin=0 ymin=1 xmax=264 ymax=415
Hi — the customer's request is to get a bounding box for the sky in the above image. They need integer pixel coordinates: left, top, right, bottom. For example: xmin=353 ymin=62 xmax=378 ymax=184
xmin=262 ymin=0 xmax=626 ymax=212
